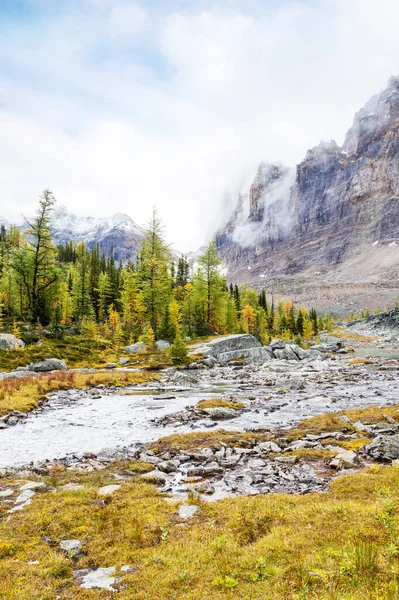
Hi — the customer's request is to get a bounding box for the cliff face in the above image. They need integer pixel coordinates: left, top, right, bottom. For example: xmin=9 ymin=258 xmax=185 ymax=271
xmin=216 ymin=77 xmax=399 ymax=312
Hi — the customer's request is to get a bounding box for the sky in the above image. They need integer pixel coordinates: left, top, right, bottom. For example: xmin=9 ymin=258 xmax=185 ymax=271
xmin=1 ymin=0 xmax=399 ymax=251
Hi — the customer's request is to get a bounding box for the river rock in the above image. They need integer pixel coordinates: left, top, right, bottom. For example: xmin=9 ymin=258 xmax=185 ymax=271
xmin=202 ymin=407 xmax=238 ymax=420
xmin=29 ymin=358 xmax=67 ymax=372
xmin=125 ymin=342 xmax=145 ymax=354
xmin=140 ymin=470 xmax=168 ymax=484
xmin=364 ymin=435 xmax=399 ymax=462
xmin=216 ymin=346 xmax=273 ymax=364
xmin=156 ymin=340 xmax=170 ymax=350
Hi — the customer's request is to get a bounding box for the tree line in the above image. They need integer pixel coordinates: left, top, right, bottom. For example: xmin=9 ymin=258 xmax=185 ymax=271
xmin=0 ymin=190 xmax=332 ymax=345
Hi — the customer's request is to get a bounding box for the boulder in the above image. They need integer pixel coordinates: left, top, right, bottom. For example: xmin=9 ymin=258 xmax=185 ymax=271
xmin=125 ymin=342 xmax=145 ymax=354
xmin=205 ymin=334 xmax=262 ymax=357
xmin=0 ymin=334 xmax=23 ymax=351
xmin=156 ymin=340 xmax=171 ymax=350
xmin=363 ymin=435 xmax=399 ymax=462
xmin=216 ymin=346 xmax=273 ymax=364
xmin=284 ymin=345 xmax=300 ymax=361
xmin=29 ymin=358 xmax=67 ymax=372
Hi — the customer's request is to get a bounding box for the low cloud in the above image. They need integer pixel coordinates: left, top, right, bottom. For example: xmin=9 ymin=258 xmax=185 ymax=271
xmin=1 ymin=0 xmax=399 ymax=250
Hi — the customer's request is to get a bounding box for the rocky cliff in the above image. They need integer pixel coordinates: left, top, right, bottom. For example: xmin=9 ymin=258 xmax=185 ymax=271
xmin=216 ymin=76 xmax=399 ymax=314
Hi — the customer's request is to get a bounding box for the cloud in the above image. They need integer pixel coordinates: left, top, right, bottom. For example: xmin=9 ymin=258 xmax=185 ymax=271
xmin=1 ymin=0 xmax=399 ymax=250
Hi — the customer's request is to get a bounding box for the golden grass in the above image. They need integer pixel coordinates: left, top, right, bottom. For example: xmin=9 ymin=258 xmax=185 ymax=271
xmin=331 ymin=327 xmax=378 ymax=343
xmin=151 ymin=430 xmax=271 ymax=454
xmin=349 ymin=358 xmax=374 ymax=365
xmin=196 ymin=399 xmax=245 ymax=410
xmin=2 ymin=463 xmax=399 ymax=598
xmin=0 ymin=370 xmax=157 ymax=416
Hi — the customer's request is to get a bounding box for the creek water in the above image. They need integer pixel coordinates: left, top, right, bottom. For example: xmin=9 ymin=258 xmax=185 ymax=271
xmin=1 ymin=359 xmax=399 ymax=469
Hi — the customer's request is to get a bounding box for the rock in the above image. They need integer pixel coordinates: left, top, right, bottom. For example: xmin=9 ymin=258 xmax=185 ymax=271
xmin=0 ymin=488 xmax=14 ymax=498
xmin=2 ymin=371 xmax=39 ymax=380
xmin=15 ymin=489 xmax=36 ymax=504
xmin=284 ymin=345 xmax=300 ymax=361
xmin=384 ymin=414 xmax=396 ymax=424
xmin=216 ymin=346 xmax=273 ymax=364
xmin=273 ymin=349 xmax=286 ymax=360
xmin=0 ymin=334 xmax=23 ymax=351
xmin=364 ymin=435 xmax=399 ymax=462
xmin=60 ymin=539 xmax=84 ymax=558
xmin=199 ymin=334 xmax=262 ymax=358
xmin=331 ymin=449 xmax=358 ymax=468
xmin=311 ymin=344 xmax=339 ymax=353
xmin=105 ymin=363 xmax=117 ymax=369
xmin=29 ymin=358 xmax=67 ymax=372
xmin=186 ymin=464 xmax=223 ymax=477
xmin=270 ymin=339 xmax=286 ymax=350
xmin=339 ymin=415 xmax=352 ymax=425
xmin=201 ymin=357 xmax=218 ymax=368
xmin=156 ymin=340 xmax=170 ymax=350
xmin=202 ymin=407 xmax=238 ymax=420
xmin=354 ymin=421 xmax=370 ymax=432
xmin=73 ymin=567 xmax=117 ymax=590
xmin=193 ymin=481 xmax=215 ymax=495
xmin=291 ymin=346 xmax=324 ymax=361
xmin=98 ymin=485 xmax=121 ymax=496
xmin=140 ymin=470 xmax=168 ymax=484
xmin=158 ymin=460 xmax=178 ymax=474
xmin=125 ymin=342 xmax=145 ymax=354
xmin=20 ymin=481 xmax=45 ymax=491
xmin=274 ymin=456 xmax=298 ymax=465
xmin=258 ymin=441 xmax=282 ymax=454
xmin=178 ymin=504 xmax=199 ymax=519
xmin=118 ymin=357 xmax=129 ymax=365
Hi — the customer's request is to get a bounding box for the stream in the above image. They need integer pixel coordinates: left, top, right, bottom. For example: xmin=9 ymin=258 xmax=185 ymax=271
xmin=1 ymin=355 xmax=399 ymax=469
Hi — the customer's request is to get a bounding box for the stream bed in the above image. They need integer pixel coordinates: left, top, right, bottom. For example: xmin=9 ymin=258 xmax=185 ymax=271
xmin=1 ymin=356 xmax=399 ymax=469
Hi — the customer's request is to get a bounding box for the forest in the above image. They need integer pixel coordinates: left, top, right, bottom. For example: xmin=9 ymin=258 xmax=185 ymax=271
xmin=0 ymin=191 xmax=332 ymax=353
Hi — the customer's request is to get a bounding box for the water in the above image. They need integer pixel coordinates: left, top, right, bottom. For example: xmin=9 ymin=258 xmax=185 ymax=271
xmin=354 ymin=346 xmax=399 ymax=360
xmin=2 ymin=361 xmax=399 ymax=469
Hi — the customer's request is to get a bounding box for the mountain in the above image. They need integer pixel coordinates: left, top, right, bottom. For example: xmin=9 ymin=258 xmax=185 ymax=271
xmin=51 ymin=207 xmax=146 ymax=263
xmin=216 ymin=76 xmax=399 ymax=315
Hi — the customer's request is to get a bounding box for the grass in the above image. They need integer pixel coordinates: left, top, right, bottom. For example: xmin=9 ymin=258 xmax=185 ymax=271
xmin=331 ymin=327 xmax=378 ymax=343
xmin=2 ymin=463 xmax=399 ymax=598
xmin=196 ymin=399 xmax=245 ymax=410
xmin=0 ymin=370 xmax=157 ymax=416
xmin=150 ymin=430 xmax=271 ymax=454
xmin=0 ymin=334 xmax=179 ymax=373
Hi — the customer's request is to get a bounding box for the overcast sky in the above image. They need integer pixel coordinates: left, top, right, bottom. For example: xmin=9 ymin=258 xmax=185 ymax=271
xmin=1 ymin=0 xmax=399 ymax=250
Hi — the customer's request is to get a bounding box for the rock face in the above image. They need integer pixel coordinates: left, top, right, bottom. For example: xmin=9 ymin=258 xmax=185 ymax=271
xmin=215 ymin=76 xmax=399 ymax=314
xmin=349 ymin=308 xmax=399 ymax=339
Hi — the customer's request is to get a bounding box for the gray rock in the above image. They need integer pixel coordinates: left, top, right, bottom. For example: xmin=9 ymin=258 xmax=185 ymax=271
xmin=178 ymin=504 xmax=199 ymax=519
xmin=364 ymin=435 xmax=399 ymax=462
xmin=29 ymin=358 xmax=67 ymax=372
xmin=73 ymin=567 xmax=117 ymax=590
xmin=98 ymin=485 xmax=120 ymax=496
xmin=0 ymin=334 xmax=22 ymax=351
xmin=118 ymin=357 xmax=129 ymax=365
xmin=2 ymin=370 xmax=39 ymax=380
xmin=216 ymin=346 xmax=273 ymax=364
xmin=202 ymin=407 xmax=238 ymax=420
xmin=158 ymin=460 xmax=178 ymax=474
xmin=140 ymin=470 xmax=168 ymax=484
xmin=60 ymin=539 xmax=84 ymax=558
xmin=125 ymin=342 xmax=145 ymax=354
xmin=258 ymin=441 xmax=282 ymax=454
xmin=204 ymin=334 xmax=262 ymax=358
xmin=105 ymin=363 xmax=117 ymax=369
xmin=284 ymin=345 xmax=300 ymax=361
xmin=156 ymin=340 xmax=170 ymax=350
xmin=270 ymin=339 xmax=286 ymax=350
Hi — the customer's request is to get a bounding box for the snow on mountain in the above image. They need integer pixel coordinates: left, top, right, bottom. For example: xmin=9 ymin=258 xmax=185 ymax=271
xmin=50 ymin=206 xmax=146 ymax=263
